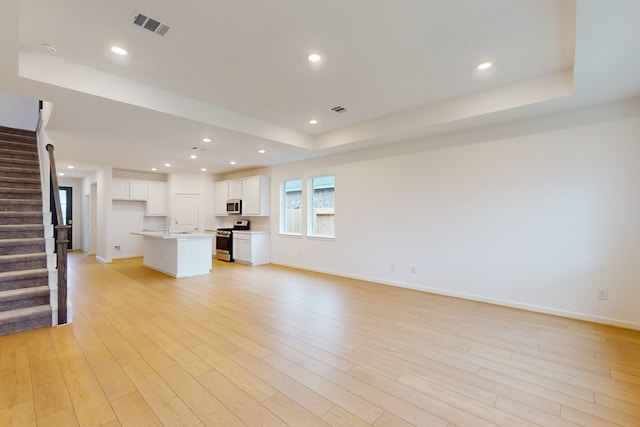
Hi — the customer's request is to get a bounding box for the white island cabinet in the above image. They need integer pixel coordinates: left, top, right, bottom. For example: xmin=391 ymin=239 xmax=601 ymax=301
xmin=232 ymin=231 xmax=270 ymax=265
xmin=132 ymin=232 xmax=213 ymax=278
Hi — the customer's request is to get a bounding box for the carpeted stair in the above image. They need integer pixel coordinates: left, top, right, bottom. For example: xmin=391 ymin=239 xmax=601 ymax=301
xmin=0 ymin=125 xmax=52 ymax=336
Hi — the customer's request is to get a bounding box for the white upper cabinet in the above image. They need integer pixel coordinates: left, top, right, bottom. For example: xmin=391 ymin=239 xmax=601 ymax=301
xmin=112 ymin=179 xmax=167 ymax=216
xmin=112 ymin=179 xmax=130 ymax=200
xmin=241 ymin=176 xmax=270 ymax=216
xmin=214 ymin=176 xmax=270 ymax=217
xmin=129 ymin=180 xmax=148 ymax=201
xmin=228 ymin=180 xmax=242 ymax=199
xmin=146 ymin=182 xmax=167 ymax=216
xmin=214 ymin=181 xmax=229 ymax=216
xmin=113 ymin=179 xmax=147 ymax=201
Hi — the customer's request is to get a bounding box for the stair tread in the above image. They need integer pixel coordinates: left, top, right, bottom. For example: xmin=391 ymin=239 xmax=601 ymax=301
xmin=0 ymin=135 xmax=37 ymax=142
xmin=0 ymin=253 xmax=46 ymax=260
xmin=0 ymin=237 xmax=45 ymax=245
xmin=0 ymin=305 xmax=50 ymax=322
xmin=0 ymin=175 xmax=40 ymax=180
xmin=0 ymin=268 xmax=48 ymax=279
xmin=0 ymin=199 xmax=41 ymax=209
xmin=0 ymin=158 xmax=38 ymax=164
xmin=0 ymin=212 xmax=44 ymax=225
xmin=0 ymin=126 xmax=36 ymax=135
xmin=0 ymin=211 xmax=43 ymax=215
xmin=0 ymin=141 xmax=36 ymax=146
xmin=0 ymin=285 xmax=49 ymax=301
xmin=0 ymin=187 xmax=41 ymax=192
xmin=0 ymin=166 xmax=39 ymax=172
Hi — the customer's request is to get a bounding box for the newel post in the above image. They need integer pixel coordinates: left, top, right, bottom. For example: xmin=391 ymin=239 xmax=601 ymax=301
xmin=55 ymin=225 xmax=70 ymax=324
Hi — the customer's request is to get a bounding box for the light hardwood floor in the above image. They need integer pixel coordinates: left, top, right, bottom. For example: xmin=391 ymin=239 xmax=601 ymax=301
xmin=1 ymin=253 xmax=640 ymax=426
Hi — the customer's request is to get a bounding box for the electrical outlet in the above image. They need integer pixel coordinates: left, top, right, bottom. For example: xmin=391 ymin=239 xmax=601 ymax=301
xmin=390 ymin=263 xmax=395 ymax=271
xmin=597 ymin=289 xmax=608 ymax=300
xmin=298 ymin=251 xmax=303 ymax=258
xmin=114 ymin=245 xmax=121 ymax=251
xmin=410 ymin=266 xmax=416 ymax=274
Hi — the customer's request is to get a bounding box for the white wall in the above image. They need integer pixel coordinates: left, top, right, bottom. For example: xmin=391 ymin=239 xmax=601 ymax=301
xmin=0 ymin=91 xmax=39 ymax=131
xmin=96 ymin=167 xmax=112 ymax=263
xmin=255 ymin=97 xmax=640 ymax=329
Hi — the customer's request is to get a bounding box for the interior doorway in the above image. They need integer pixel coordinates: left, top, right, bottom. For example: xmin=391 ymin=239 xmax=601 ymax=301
xmin=59 ymin=186 xmax=73 ymax=249
xmin=174 ymin=194 xmax=199 ymax=232
xmin=90 ymin=183 xmax=97 ymax=254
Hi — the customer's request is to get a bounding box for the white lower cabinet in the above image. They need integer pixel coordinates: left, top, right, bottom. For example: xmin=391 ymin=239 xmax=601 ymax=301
xmin=233 ymin=232 xmax=270 ymax=265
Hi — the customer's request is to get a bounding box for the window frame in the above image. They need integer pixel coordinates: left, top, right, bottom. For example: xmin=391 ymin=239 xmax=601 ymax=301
xmin=280 ymin=178 xmax=303 ymax=236
xmin=307 ymin=174 xmax=335 ymax=239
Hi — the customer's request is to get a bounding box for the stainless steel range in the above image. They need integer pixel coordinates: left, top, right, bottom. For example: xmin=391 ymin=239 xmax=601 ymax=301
xmin=215 ymin=219 xmax=250 ymax=262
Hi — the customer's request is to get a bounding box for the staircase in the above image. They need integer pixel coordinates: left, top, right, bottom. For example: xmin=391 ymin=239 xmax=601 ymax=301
xmin=0 ymin=125 xmax=53 ymax=336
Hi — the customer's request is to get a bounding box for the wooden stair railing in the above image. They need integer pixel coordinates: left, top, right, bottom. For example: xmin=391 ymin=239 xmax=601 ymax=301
xmin=45 ymin=144 xmax=70 ymax=324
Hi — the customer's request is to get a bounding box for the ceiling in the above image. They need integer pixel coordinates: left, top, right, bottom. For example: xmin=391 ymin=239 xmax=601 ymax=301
xmin=1 ymin=0 xmax=640 ymax=177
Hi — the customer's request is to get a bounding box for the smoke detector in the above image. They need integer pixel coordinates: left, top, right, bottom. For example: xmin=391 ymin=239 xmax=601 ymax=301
xmin=42 ymin=43 xmax=59 ymax=54
xmin=131 ymin=11 xmax=171 ymax=36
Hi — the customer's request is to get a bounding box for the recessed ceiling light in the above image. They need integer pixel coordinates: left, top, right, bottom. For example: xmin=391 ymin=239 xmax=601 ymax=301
xmin=67 ymin=165 xmax=74 ymax=169
xmin=477 ymin=62 xmax=492 ymax=70
xmin=190 ymin=154 xmax=198 ymax=159
xmin=164 ymin=163 xmax=171 ymax=167
xmin=111 ymin=46 xmax=128 ymax=56
xmin=58 ymin=172 xmax=65 ymax=176
xmin=202 ymin=138 xmax=211 ymax=143
xmin=257 ymin=149 xmax=266 ymax=154
xmin=151 ymin=167 xmax=158 ymax=171
xmin=308 ymin=53 xmax=321 ymax=63
xmin=201 ymin=168 xmax=207 ymax=172
xmin=229 ymin=161 xmax=236 ymax=165
xmin=309 ymin=119 xmax=318 ymax=125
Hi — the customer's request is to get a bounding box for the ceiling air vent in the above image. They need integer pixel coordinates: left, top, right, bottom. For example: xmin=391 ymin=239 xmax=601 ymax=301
xmin=132 ymin=12 xmax=171 ymax=36
xmin=331 ymin=105 xmax=348 ymax=113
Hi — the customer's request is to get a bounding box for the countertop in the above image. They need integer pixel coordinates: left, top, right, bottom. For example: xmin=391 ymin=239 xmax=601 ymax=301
xmin=203 ymin=229 xmax=270 ymax=235
xmin=132 ymin=231 xmax=214 ymax=240
xmin=232 ymin=230 xmax=270 ymax=235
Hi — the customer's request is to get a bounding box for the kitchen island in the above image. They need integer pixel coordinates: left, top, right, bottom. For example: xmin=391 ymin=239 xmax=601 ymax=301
xmin=131 ymin=231 xmax=213 ymax=278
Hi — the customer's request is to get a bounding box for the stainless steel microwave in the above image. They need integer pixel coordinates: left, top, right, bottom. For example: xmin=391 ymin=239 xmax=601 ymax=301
xmin=226 ymin=199 xmax=242 ymax=215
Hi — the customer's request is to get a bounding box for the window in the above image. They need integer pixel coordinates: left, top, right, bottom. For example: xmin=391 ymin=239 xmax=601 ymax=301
xmin=281 ymin=179 xmax=302 ymax=234
xmin=309 ymin=175 xmax=335 ymax=237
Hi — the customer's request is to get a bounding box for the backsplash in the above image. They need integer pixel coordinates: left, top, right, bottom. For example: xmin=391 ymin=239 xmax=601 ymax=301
xmin=143 ymin=216 xmax=166 ymax=231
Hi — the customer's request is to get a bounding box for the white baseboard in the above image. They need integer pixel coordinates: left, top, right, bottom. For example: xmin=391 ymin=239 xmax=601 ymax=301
xmin=272 ymin=262 xmax=640 ymax=331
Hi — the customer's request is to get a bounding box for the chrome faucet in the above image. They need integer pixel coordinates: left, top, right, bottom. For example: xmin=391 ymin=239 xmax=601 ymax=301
xmin=167 ymin=217 xmax=178 ymax=234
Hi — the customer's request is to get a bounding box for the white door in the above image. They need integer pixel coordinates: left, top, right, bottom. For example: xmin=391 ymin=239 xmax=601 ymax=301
xmin=174 ymin=194 xmax=199 ymax=232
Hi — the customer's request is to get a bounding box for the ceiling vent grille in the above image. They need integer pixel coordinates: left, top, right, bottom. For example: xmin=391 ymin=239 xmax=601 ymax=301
xmin=132 ymin=12 xmax=171 ymax=36
xmin=331 ymin=105 xmax=348 ymax=113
